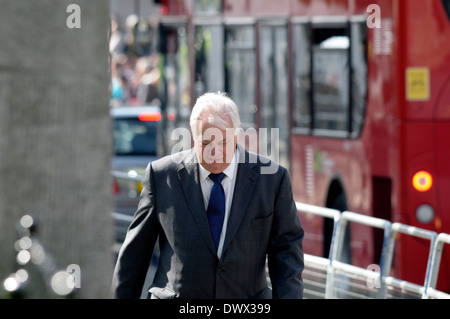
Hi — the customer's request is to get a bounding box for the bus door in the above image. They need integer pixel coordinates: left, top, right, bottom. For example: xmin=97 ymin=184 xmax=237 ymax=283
xmin=258 ymin=20 xmax=290 ymax=169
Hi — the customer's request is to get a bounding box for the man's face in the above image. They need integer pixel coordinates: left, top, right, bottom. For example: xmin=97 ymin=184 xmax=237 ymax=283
xmin=194 ymin=112 xmax=237 ymax=174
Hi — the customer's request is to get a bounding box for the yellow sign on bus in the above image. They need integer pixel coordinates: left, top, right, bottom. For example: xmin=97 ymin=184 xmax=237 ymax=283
xmin=406 ymin=67 xmax=430 ymax=101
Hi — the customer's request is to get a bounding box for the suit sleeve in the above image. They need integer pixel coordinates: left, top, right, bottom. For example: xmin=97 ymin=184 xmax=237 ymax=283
xmin=112 ymin=162 xmax=160 ymax=299
xmin=267 ymin=167 xmax=305 ymax=299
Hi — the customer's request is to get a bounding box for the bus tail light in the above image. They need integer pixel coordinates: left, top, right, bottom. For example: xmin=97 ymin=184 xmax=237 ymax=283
xmin=138 ymin=112 xmax=162 ymax=122
xmin=412 ymin=170 xmax=433 ymax=192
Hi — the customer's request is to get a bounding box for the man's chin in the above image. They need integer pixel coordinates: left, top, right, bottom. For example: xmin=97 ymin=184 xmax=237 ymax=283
xmin=201 ymin=161 xmax=229 ymax=174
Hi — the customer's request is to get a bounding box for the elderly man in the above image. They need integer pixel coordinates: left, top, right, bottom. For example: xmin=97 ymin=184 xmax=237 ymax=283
xmin=112 ymin=92 xmax=304 ymax=299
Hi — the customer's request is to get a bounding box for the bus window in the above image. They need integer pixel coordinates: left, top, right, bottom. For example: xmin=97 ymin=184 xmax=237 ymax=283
xmin=194 ymin=0 xmax=222 ymax=15
xmin=350 ymin=21 xmax=368 ymax=138
xmin=159 ymin=24 xmax=191 ymax=127
xmin=312 ymin=25 xmax=349 ymax=136
xmin=292 ymin=22 xmax=312 ymax=133
xmin=194 ymin=24 xmax=224 ymax=99
xmin=442 ymin=0 xmax=450 ymax=21
xmin=225 ymin=25 xmax=256 ymax=128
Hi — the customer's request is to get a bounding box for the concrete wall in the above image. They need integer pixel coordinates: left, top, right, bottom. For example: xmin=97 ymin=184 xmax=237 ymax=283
xmin=0 ymin=0 xmax=113 ymax=298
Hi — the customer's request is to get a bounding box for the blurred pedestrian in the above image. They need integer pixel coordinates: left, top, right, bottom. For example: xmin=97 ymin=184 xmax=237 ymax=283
xmin=112 ymin=92 xmax=304 ymax=299
xmin=109 ymin=15 xmax=125 ymax=57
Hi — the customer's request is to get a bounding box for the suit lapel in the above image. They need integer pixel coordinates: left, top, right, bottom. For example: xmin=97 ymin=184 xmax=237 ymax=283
xmin=177 ymin=150 xmax=217 ymax=255
xmin=222 ymin=145 xmax=259 ymax=254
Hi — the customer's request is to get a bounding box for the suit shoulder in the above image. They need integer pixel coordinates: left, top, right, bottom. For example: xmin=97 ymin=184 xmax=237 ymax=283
xmin=150 ymin=149 xmax=195 ymax=172
xmin=245 ymin=150 xmax=286 ymax=177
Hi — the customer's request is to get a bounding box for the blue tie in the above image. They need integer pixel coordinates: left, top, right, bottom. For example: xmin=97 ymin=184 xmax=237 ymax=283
xmin=206 ymin=173 xmax=225 ymax=251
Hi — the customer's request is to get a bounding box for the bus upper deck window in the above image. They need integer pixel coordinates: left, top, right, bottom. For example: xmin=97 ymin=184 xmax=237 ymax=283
xmin=311 ymin=25 xmax=350 ymax=134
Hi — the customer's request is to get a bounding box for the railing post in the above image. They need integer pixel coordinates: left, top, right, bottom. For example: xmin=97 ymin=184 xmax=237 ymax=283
xmin=377 ymin=221 xmax=392 ymax=299
xmin=423 ymin=233 xmax=450 ymax=298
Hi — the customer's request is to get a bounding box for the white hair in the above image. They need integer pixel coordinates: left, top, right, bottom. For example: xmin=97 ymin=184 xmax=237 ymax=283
xmin=190 ymin=92 xmax=241 ymax=139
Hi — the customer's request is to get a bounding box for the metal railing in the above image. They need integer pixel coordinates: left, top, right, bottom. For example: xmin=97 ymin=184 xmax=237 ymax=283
xmin=111 ymin=170 xmax=145 ymax=183
xmin=327 ymin=211 xmax=392 ymax=299
xmin=297 ymin=202 xmax=450 ymax=299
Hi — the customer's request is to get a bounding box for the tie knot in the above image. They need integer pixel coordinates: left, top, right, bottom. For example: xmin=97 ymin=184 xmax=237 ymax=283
xmin=209 ymin=172 xmax=225 ymax=185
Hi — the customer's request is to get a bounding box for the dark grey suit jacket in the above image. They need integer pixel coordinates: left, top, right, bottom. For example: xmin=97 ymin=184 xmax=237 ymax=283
xmin=112 ymin=144 xmax=304 ymax=299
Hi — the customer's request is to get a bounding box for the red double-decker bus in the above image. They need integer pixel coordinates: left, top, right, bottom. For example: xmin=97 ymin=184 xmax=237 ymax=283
xmin=284 ymin=0 xmax=450 ymax=292
xmin=136 ymin=0 xmax=450 ymax=292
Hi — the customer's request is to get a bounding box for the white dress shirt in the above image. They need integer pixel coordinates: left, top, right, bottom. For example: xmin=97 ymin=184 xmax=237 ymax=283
xmin=198 ymin=150 xmax=239 ymax=258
